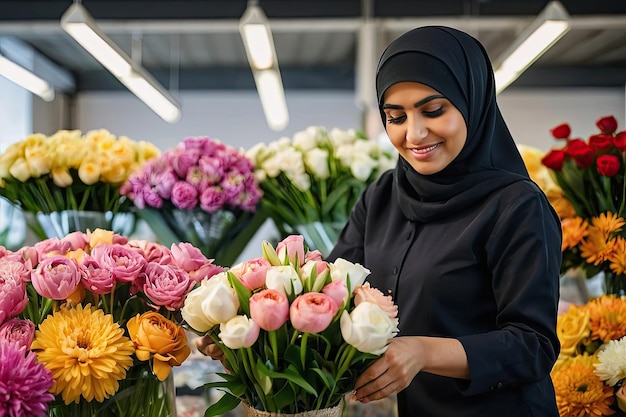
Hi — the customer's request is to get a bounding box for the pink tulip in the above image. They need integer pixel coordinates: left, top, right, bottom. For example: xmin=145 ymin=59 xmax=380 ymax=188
xmin=290 ymin=292 xmax=338 ymax=334
xmin=322 ymin=280 xmax=349 ymax=309
xmin=230 ymin=258 xmax=270 ymax=290
xmin=31 ymin=255 xmax=81 ymax=300
xmin=142 ymin=262 xmax=191 ymax=310
xmin=276 ymin=235 xmax=306 ymax=266
xmin=0 ymin=318 xmax=35 ymax=349
xmin=249 ymin=289 xmax=289 ymax=331
xmin=0 ymin=262 xmax=28 ymax=322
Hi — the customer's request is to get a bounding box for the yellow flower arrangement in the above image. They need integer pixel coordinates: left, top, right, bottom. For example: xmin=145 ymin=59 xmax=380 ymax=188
xmin=0 ymin=128 xmax=159 ymax=214
xmin=553 ymin=295 xmax=626 ymax=416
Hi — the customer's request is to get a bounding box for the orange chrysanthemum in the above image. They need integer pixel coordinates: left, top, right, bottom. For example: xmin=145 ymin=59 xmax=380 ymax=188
xmin=592 ymin=212 xmax=625 ymax=239
xmin=31 ymin=303 xmax=135 ymax=405
xmin=610 ymin=237 xmax=626 ymax=275
xmin=547 ymin=190 xmax=576 ymax=220
xmin=580 ymin=227 xmax=616 ymax=266
xmin=561 ymin=217 xmax=589 ymax=252
xmin=586 ymin=295 xmax=626 ymax=343
xmin=552 ymin=355 xmax=616 ymax=417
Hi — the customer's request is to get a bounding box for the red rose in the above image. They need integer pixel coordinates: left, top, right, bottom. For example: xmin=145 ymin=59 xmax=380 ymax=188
xmin=596 ymin=116 xmax=618 ymax=134
xmin=541 ymin=149 xmax=566 ymax=171
xmin=596 ymin=154 xmax=620 ymax=177
xmin=550 ymin=123 xmax=571 ymax=139
xmin=588 ymin=134 xmax=615 ymax=154
xmin=614 ymin=131 xmax=626 ymax=151
xmin=564 ymin=139 xmax=594 ymax=168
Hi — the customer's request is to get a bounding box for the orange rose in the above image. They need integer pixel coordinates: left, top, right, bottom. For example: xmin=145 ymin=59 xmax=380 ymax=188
xmin=127 ymin=312 xmax=191 ymax=381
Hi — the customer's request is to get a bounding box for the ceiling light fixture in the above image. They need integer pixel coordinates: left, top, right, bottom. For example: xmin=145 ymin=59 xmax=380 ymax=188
xmin=61 ymin=3 xmax=181 ymax=123
xmin=0 ymin=54 xmax=55 ymax=101
xmin=493 ymin=1 xmax=570 ymax=95
xmin=239 ymin=0 xmax=289 ymax=131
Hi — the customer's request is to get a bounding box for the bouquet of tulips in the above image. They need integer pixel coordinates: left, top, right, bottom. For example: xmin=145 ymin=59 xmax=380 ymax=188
xmin=0 ymin=228 xmax=224 ymax=416
xmin=182 ymin=235 xmax=399 ymax=415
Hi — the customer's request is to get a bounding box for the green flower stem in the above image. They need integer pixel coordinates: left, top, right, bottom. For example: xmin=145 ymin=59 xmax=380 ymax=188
xmin=243 ymin=347 xmax=269 ymax=410
xmin=300 ymin=332 xmax=309 ymax=369
xmin=324 ymin=344 xmax=357 ymax=408
xmin=269 ymin=330 xmax=279 ymax=369
xmin=290 ymin=329 xmax=301 ymax=345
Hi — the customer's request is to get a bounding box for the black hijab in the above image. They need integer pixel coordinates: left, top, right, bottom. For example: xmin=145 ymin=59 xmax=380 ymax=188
xmin=376 ymin=26 xmax=530 ymax=222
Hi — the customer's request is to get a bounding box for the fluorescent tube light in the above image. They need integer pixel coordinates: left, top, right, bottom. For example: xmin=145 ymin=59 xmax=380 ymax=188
xmin=61 ymin=3 xmax=181 ymax=123
xmin=494 ymin=1 xmax=570 ymax=94
xmin=240 ymin=0 xmax=289 ymax=131
xmin=0 ymin=55 xmax=55 ymax=101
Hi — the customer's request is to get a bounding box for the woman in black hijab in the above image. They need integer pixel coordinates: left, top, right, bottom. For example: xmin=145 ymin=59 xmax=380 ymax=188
xmin=328 ymin=26 xmax=562 ymax=416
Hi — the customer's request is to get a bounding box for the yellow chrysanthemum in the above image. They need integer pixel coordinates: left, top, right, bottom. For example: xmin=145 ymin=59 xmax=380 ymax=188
xmin=587 ymin=295 xmax=626 ymax=343
xmin=547 ymin=191 xmax=576 ymax=220
xmin=610 ymin=237 xmax=626 ymax=275
xmin=561 ymin=217 xmax=589 ymax=252
xmin=551 ymin=354 xmax=616 ymax=417
xmin=592 ymin=212 xmax=625 ymax=239
xmin=580 ymin=227 xmax=616 ymax=266
xmin=31 ymin=303 xmax=135 ymax=405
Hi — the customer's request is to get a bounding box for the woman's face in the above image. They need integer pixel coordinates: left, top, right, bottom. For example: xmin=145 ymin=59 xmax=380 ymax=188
xmin=383 ymin=82 xmax=467 ymax=175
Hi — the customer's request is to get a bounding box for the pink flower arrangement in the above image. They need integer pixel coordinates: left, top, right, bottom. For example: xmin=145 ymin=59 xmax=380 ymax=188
xmin=0 ymin=228 xmax=225 ymax=415
xmin=120 ymin=136 xmax=265 ymax=266
xmin=181 ymin=235 xmax=399 ymax=415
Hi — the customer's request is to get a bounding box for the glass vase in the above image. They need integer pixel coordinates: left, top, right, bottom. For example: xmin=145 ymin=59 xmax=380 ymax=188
xmin=602 ymin=269 xmax=626 ymax=296
xmin=23 ymin=210 xmax=136 ymax=240
xmin=242 ymin=399 xmax=343 ymax=417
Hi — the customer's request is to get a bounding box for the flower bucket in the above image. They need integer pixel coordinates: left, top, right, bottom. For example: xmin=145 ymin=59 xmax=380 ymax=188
xmin=242 ymin=399 xmax=344 ymax=417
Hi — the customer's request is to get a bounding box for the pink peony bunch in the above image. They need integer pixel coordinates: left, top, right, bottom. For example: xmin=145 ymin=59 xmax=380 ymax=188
xmin=120 ymin=136 xmax=262 ymax=214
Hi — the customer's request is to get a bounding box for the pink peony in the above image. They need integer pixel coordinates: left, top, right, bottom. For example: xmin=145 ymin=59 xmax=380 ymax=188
xmin=0 ymin=318 xmax=35 ymax=349
xmin=31 ymin=256 xmax=80 ymax=300
xmin=79 ymin=256 xmax=115 ymax=294
xmin=127 ymin=239 xmax=173 ymax=264
xmin=200 ymin=186 xmax=227 ymax=213
xmin=171 ymin=242 xmax=224 ymax=282
xmin=171 ymin=180 xmax=198 ymax=210
xmin=0 ymin=343 xmax=55 ymax=416
xmin=276 ymin=235 xmax=306 ymax=266
xmin=0 ymin=264 xmax=28 ymax=324
xmin=249 ymin=289 xmax=289 ymax=331
xmin=33 ymin=238 xmax=71 ymax=260
xmin=142 ymin=262 xmax=191 ymax=310
xmin=289 ymin=292 xmax=338 ymax=334
xmin=60 ymin=231 xmax=89 ymax=251
xmin=90 ymin=243 xmax=148 ymax=283
xmin=229 ymin=258 xmax=270 ymax=290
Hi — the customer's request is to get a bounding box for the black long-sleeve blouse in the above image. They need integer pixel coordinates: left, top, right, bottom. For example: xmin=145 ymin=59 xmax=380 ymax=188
xmin=328 ymin=170 xmax=562 ymax=417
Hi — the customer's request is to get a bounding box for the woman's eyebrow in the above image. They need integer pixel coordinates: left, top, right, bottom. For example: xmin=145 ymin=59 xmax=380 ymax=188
xmin=382 ymin=94 xmax=445 ymax=110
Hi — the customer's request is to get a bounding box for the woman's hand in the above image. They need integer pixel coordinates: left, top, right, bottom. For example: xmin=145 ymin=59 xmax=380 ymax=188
xmin=351 ymin=336 xmax=469 ymax=404
xmin=194 ymin=334 xmax=225 ymax=362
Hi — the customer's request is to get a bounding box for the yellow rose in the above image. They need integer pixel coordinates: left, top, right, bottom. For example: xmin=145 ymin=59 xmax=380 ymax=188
xmin=109 ymin=136 xmax=136 ymax=167
xmin=135 ymin=140 xmax=161 ymax=164
xmin=52 ymin=136 xmax=86 ymax=169
xmin=78 ymin=157 xmax=101 ymax=185
xmin=8 ymin=157 xmax=31 ymax=182
xmin=126 ymin=312 xmax=191 ymax=381
xmin=0 ymin=143 xmax=25 ymax=178
xmin=88 ymin=228 xmax=114 ymax=247
xmin=100 ymin=162 xmax=127 ymax=184
xmin=556 ymin=304 xmax=590 ymax=356
xmin=51 ymin=167 xmax=73 ymax=187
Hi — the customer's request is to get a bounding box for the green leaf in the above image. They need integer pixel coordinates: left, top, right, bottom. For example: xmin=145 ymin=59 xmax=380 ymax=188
xmin=271 ymin=382 xmax=297 ymax=410
xmin=256 ymin=360 xmax=318 ymax=395
xmin=227 ymin=270 xmax=252 ymax=317
xmin=311 ymin=367 xmax=335 ymax=390
xmin=203 ymin=392 xmax=241 ymax=417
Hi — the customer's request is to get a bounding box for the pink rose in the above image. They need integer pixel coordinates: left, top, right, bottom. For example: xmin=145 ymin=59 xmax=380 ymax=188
xmin=276 ymin=235 xmax=306 ymax=266
xmin=33 ymin=238 xmax=71 ymax=259
xmin=249 ymin=289 xmax=289 ymax=331
xmin=90 ymin=244 xmax=147 ymax=283
xmin=127 ymin=239 xmax=173 ymax=264
xmin=322 ymin=280 xmax=349 ymax=309
xmin=0 ymin=318 xmax=35 ymax=349
xmin=171 ymin=181 xmax=198 ymax=210
xmin=229 ymin=258 xmax=270 ymax=290
xmin=354 ymin=282 xmax=398 ymax=325
xmin=31 ymin=256 xmax=81 ymax=300
xmin=171 ymin=242 xmax=224 ymax=282
xmin=290 ymin=292 xmax=338 ymax=334
xmin=142 ymin=262 xmax=191 ymax=310
xmin=61 ymin=231 xmax=89 ymax=251
xmin=0 ymin=263 xmax=28 ymax=322
xmin=79 ymin=256 xmax=115 ymax=294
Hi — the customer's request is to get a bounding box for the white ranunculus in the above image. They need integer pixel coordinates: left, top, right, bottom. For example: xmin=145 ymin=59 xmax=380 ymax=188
xmin=181 ymin=272 xmax=240 ymax=332
xmin=289 ymin=173 xmax=311 ymax=192
xmin=268 ymin=137 xmax=292 ymax=153
xmin=304 ymin=148 xmax=330 ymax=179
xmin=330 ymin=258 xmax=370 ymax=293
xmin=245 ymin=142 xmax=269 ymax=162
xmin=335 ymin=143 xmax=355 ymax=167
xmin=293 ymin=126 xmax=320 ymax=151
xmin=266 ymin=265 xmax=303 ymax=296
xmin=218 ymin=315 xmax=260 ymax=349
xmin=260 ymin=154 xmax=284 ymax=178
xmin=340 ymin=302 xmax=398 ymax=354
xmin=350 ymin=154 xmax=377 ymax=182
xmin=279 ymin=147 xmax=306 ymax=177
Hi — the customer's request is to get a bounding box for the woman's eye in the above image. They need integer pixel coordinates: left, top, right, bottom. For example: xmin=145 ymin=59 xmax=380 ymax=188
xmin=387 ymin=115 xmax=406 ymax=124
xmin=423 ymin=107 xmax=444 ymax=118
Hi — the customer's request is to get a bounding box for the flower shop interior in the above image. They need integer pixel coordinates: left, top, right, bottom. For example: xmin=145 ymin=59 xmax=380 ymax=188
xmin=1 ymin=0 xmax=626 ymax=416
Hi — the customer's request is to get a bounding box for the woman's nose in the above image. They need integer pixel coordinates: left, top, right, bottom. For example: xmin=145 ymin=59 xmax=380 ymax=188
xmin=406 ymin=116 xmax=428 ymax=142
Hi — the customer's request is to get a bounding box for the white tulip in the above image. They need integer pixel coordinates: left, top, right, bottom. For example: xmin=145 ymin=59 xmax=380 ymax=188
xmin=293 ymin=127 xmax=321 ymax=151
xmin=329 ymin=258 xmax=370 ymax=293
xmin=340 ymin=302 xmax=398 ymax=354
xmin=304 ymin=148 xmax=330 ymax=179
xmin=181 ymin=272 xmax=240 ymax=333
xmin=328 ymin=127 xmax=357 ymax=147
xmin=350 ymin=155 xmax=377 ymax=181
xmin=218 ymin=315 xmax=260 ymax=349
xmin=266 ymin=265 xmax=303 ymax=296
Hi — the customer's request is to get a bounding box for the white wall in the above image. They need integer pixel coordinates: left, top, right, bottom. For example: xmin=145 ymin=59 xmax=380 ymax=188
xmin=0 ymin=77 xmax=31 ymax=149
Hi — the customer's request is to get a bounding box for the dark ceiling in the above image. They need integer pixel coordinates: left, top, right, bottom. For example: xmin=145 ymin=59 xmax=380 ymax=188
xmin=0 ymin=0 xmax=625 ymax=95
